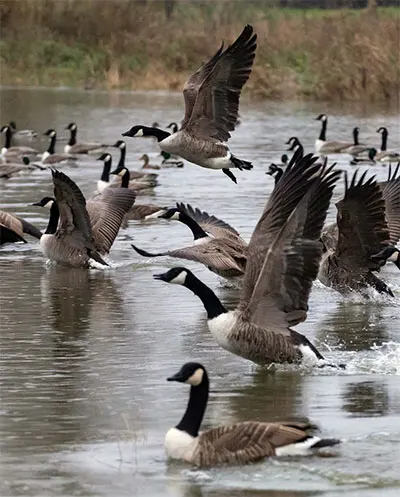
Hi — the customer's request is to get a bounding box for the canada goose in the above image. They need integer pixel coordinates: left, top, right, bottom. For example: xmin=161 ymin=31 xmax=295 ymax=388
xmin=41 ymin=129 xmax=78 ymax=165
xmin=341 ymin=127 xmax=370 ymax=158
xmin=32 ymin=170 xmax=135 ymax=266
xmin=166 ymin=122 xmax=179 ymax=133
xmin=132 ymin=203 xmax=247 ymax=278
xmin=266 ymin=163 xmax=284 ymax=184
xmin=140 ymin=154 xmax=160 ymax=170
xmin=125 ymin=204 xmax=168 ymax=221
xmin=318 ymin=171 xmax=397 ymax=296
xmin=64 ymin=122 xmax=108 ymax=154
xmin=165 ymin=362 xmax=340 ymax=466
xmin=315 ymin=114 xmax=352 ymax=155
xmin=0 ymin=156 xmax=44 ymax=178
xmin=122 ymin=25 xmax=257 ymax=183
xmin=9 ymin=121 xmax=38 ymax=145
xmin=154 ymin=151 xmax=341 ymax=366
xmin=1 ymin=125 xmax=39 ymax=159
xmin=0 ymin=211 xmax=42 ymax=245
xmin=112 ymin=140 xmax=159 ymax=181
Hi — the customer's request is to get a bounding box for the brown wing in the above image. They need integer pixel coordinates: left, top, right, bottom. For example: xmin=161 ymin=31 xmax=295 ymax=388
xmin=184 ymin=25 xmax=257 ymax=141
xmin=87 ymin=188 xmax=136 ymax=254
xmin=131 ymin=239 xmax=244 ymax=274
xmin=239 ymin=150 xmax=322 ymax=308
xmin=335 ymin=171 xmax=391 ymax=270
xmin=176 ymin=202 xmax=244 ymax=243
xmin=0 ymin=211 xmax=26 ymax=243
xmin=197 ymin=421 xmax=308 ymax=466
xmin=52 ymin=169 xmax=93 ymax=242
xmin=379 ymin=163 xmax=400 ymax=245
xmin=246 ymin=165 xmax=340 ymax=329
xmin=181 ymin=42 xmax=225 ymax=129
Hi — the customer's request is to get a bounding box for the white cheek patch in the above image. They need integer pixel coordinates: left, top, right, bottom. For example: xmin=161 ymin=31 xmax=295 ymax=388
xmin=170 ymin=271 xmax=187 ymax=285
xmin=388 ymin=251 xmax=399 ymax=262
xmin=50 ymin=131 xmax=56 ymax=137
xmin=186 ymin=368 xmax=204 ymax=386
xmin=120 ymin=143 xmax=126 ymax=148
xmin=171 ymin=212 xmax=180 ymax=220
xmin=44 ymin=200 xmax=54 ymax=209
xmin=135 ymin=129 xmax=144 ymax=137
xmin=118 ymin=169 xmax=126 ymax=177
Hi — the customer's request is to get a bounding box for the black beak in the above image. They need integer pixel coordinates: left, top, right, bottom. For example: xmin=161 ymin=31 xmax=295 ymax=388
xmin=121 ymin=130 xmax=130 ymax=137
xmin=167 ymin=372 xmax=185 ymax=382
xmin=153 ymin=272 xmax=167 ymax=281
xmin=31 ymin=201 xmax=41 ymax=206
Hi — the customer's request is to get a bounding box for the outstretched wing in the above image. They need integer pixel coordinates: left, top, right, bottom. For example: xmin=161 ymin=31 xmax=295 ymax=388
xmin=379 ymin=163 xmax=400 ymax=246
xmin=335 ymin=171 xmax=391 ymax=270
xmin=184 ymin=25 xmax=257 ymax=141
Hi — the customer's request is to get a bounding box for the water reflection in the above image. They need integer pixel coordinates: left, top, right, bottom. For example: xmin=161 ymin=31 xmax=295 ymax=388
xmin=342 ymin=381 xmax=389 ymax=417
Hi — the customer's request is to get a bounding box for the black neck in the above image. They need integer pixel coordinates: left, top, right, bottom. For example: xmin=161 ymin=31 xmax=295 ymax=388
xmin=68 ymin=128 xmax=77 ymax=146
xmin=45 ymin=202 xmax=60 ymax=235
xmin=3 ymin=127 xmax=12 ymax=148
xmin=353 ymin=128 xmax=359 ymax=145
xmin=47 ymin=134 xmax=56 ymax=154
xmin=319 ymin=119 xmax=327 ymax=141
xmin=117 ymin=146 xmax=126 ymax=168
xmin=101 ymin=159 xmax=111 ymax=182
xmin=143 ymin=126 xmax=170 ymax=142
xmin=380 ymin=130 xmax=388 ymax=151
xmin=274 ymin=167 xmax=284 ymax=184
xmin=179 ymin=212 xmax=208 ymax=240
xmin=120 ymin=169 xmax=130 ymax=188
xmin=176 ymin=371 xmax=209 ymax=437
xmin=184 ymin=272 xmax=227 ymax=319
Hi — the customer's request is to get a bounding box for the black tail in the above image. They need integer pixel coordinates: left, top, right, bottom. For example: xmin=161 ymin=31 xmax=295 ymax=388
xmin=89 ymin=250 xmax=109 ymax=266
xmin=312 ymin=438 xmax=341 ymax=449
xmin=131 ymin=244 xmax=164 ymax=258
xmin=222 ymin=168 xmax=237 ymax=183
xmin=230 ymin=154 xmax=253 ymax=171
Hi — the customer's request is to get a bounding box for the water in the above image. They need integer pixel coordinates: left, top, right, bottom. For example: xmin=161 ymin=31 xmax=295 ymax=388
xmin=1 ymin=87 xmax=400 ymax=497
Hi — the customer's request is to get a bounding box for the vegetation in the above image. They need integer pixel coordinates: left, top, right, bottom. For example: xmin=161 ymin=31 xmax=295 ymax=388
xmin=0 ymin=0 xmax=399 ymax=102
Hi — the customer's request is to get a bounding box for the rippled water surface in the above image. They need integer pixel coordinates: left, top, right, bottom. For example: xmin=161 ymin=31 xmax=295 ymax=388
xmin=1 ymin=88 xmax=400 ymax=497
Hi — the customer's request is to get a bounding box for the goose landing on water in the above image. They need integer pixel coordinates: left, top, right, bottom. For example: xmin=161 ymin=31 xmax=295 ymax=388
xmin=122 ymin=25 xmax=257 ymax=183
xmin=165 ymin=362 xmax=341 ymax=467
xmin=154 ymin=151 xmax=343 ymax=367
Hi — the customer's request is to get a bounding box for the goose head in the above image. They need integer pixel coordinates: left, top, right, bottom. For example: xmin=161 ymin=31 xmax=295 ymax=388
xmin=32 ymin=196 xmax=56 ymax=209
xmin=281 ymin=154 xmax=288 ymax=165
xmin=122 ymin=125 xmax=149 ymax=138
xmin=167 ymin=362 xmax=205 ymax=386
xmin=43 ymin=129 xmax=57 ymax=138
xmin=139 ymin=153 xmax=149 ymax=161
xmin=167 ymin=122 xmax=179 ymax=133
xmin=266 ymin=163 xmax=283 ymax=176
xmin=158 ymin=207 xmax=181 ymax=221
xmin=315 ymin=114 xmax=327 ymax=122
xmin=110 ymin=165 xmax=127 ymax=177
xmin=9 ymin=121 xmax=17 ymax=131
xmin=112 ymin=140 xmax=126 ymax=149
xmin=97 ymin=153 xmax=112 ymax=163
xmin=154 ymin=267 xmax=190 ymax=285
xmin=368 ymin=148 xmax=377 ymax=160
xmin=376 ymin=126 xmax=388 ymax=136
xmin=286 ymin=136 xmax=301 ymax=150
xmin=370 ymin=247 xmax=400 ymax=269
xmin=65 ymin=122 xmax=77 ymax=131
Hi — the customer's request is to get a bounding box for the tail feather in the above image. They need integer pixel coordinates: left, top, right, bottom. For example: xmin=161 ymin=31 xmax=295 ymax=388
xmin=311 ymin=438 xmax=341 ymax=449
xmin=89 ymin=249 xmax=109 ymax=266
xmin=230 ymin=154 xmax=253 ymax=171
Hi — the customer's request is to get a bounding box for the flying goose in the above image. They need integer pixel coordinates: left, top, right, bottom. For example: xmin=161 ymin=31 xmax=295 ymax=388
xmin=41 ymin=129 xmax=78 ymax=165
xmin=122 ymin=25 xmax=257 ymax=183
xmin=32 ymin=170 xmax=135 ymax=266
xmin=315 ymin=114 xmax=353 ymax=155
xmin=165 ymin=362 xmax=340 ymax=466
xmin=0 ymin=211 xmax=42 ymax=245
xmin=64 ymin=122 xmax=108 ymax=154
xmin=318 ymin=171 xmax=397 ymax=296
xmin=96 ymin=153 xmax=157 ymax=193
xmin=154 ymin=151 xmax=341 ymax=366
xmin=1 ymin=125 xmax=39 ymax=159
xmin=132 ymin=203 xmax=247 ymax=278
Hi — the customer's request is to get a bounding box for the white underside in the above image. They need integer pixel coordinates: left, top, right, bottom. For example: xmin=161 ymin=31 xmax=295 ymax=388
xmin=275 ymin=436 xmax=322 ymax=456
xmin=299 ymin=344 xmax=320 ymax=365
xmin=97 ymin=179 xmax=109 ymax=193
xmin=39 ymin=234 xmax=52 ymax=257
xmin=193 ymin=236 xmax=212 ymax=246
xmin=1 ymin=147 xmax=8 ymax=156
xmin=165 ymin=427 xmax=198 ymax=461
xmin=42 ymin=150 xmax=50 ymax=162
xmin=207 ymin=311 xmax=238 ymax=350
xmin=64 ymin=144 xmax=71 ymax=154
xmin=314 ymin=139 xmax=324 ymax=154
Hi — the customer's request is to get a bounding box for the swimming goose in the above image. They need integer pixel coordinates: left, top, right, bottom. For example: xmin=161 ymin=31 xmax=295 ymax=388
xmin=341 ymin=127 xmax=370 ymax=158
xmin=0 ymin=157 xmax=45 ymax=178
xmin=122 ymin=25 xmax=257 ymax=183
xmin=369 ymin=147 xmax=400 ymax=164
xmin=154 ymin=151 xmax=341 ymax=365
xmin=97 ymin=153 xmax=157 ymax=193
xmin=315 ymin=114 xmax=352 ymax=155
xmin=0 ymin=211 xmax=42 ymax=245
xmin=64 ymin=122 xmax=108 ymax=154
xmin=1 ymin=125 xmax=39 ymax=159
xmin=133 ymin=203 xmax=247 ymax=278
xmin=165 ymin=362 xmax=340 ymax=466
xmin=32 ymin=171 xmax=135 ymax=265
xmin=42 ymin=129 xmax=78 ymax=165
xmin=112 ymin=141 xmax=159 ymax=180
xmin=318 ymin=171 xmax=396 ymax=296
xmin=9 ymin=121 xmax=38 ymax=145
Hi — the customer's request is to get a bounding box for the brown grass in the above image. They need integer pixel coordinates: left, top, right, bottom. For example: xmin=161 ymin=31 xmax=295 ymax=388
xmin=0 ymin=0 xmax=399 ymax=102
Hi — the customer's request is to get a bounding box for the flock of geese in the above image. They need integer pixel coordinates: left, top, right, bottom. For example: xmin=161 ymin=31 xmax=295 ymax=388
xmin=1 ymin=24 xmax=400 ymax=468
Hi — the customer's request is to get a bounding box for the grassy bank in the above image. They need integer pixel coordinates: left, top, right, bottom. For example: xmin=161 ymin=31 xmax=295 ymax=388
xmin=0 ymin=1 xmax=399 ymax=102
